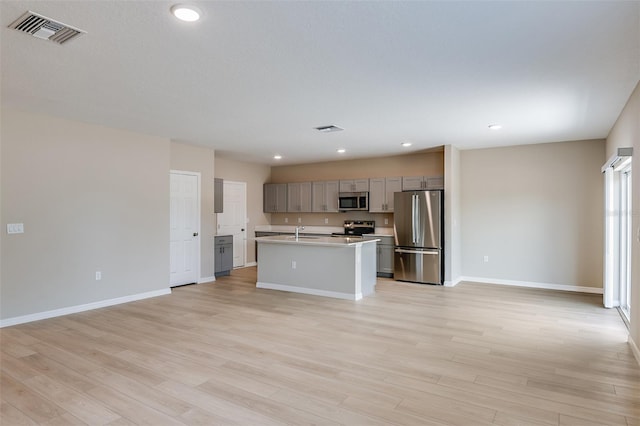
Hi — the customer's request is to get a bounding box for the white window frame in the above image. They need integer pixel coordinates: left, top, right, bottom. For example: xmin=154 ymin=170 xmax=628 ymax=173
xmin=602 ymin=147 xmax=633 ymax=314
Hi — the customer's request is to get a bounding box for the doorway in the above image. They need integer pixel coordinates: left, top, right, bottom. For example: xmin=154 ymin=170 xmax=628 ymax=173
xmin=217 ymin=180 xmax=247 ymax=268
xmin=169 ymin=171 xmax=201 ymax=286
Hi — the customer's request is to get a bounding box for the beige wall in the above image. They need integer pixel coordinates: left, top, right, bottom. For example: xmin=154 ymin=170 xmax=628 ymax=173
xmin=214 ymin=157 xmax=271 ymax=264
xmin=1 ymin=109 xmax=170 ymax=320
xmin=270 ymin=150 xmax=444 ymax=183
xmin=605 ymin=81 xmax=640 ymax=359
xmin=170 ymin=141 xmax=216 ymax=279
xmin=461 ymin=139 xmax=605 ymax=288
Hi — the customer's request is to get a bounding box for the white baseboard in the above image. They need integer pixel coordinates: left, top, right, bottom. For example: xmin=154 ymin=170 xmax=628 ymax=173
xmin=629 ymin=335 xmax=640 ymax=367
xmin=256 ymin=281 xmax=362 ymax=301
xmin=0 ymin=288 xmax=172 ymax=328
xmin=198 ymin=276 xmax=216 ymax=284
xmin=237 ymin=262 xmax=257 ymax=268
xmin=460 ymin=276 xmax=603 ymax=294
xmin=444 ymin=276 xmax=463 ymax=287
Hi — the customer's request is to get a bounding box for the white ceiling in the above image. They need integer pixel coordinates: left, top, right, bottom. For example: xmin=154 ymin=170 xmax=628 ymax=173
xmin=1 ymin=1 xmax=639 ymax=165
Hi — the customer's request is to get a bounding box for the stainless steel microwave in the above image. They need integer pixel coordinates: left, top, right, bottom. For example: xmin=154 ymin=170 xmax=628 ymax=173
xmin=338 ymin=192 xmax=369 ymax=211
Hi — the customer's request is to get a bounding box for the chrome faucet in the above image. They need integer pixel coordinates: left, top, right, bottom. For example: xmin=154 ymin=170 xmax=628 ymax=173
xmin=295 ymin=225 xmax=305 ymax=240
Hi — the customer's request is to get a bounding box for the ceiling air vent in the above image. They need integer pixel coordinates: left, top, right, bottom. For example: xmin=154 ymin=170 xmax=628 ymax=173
xmin=315 ymin=125 xmax=344 ymax=133
xmin=8 ymin=11 xmax=86 ymax=44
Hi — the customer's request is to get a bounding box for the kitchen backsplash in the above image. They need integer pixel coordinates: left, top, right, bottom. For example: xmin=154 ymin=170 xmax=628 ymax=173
xmin=269 ymin=212 xmax=394 ymax=228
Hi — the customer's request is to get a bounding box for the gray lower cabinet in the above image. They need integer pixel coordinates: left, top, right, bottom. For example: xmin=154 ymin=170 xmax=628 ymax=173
xmin=215 ymin=235 xmax=233 ymax=277
xmin=364 ymin=235 xmax=394 ymax=277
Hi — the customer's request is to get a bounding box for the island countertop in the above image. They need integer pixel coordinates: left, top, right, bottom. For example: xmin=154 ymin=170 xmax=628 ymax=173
xmin=254 ymin=225 xmax=394 ymax=236
xmin=256 ymin=235 xmax=379 ymax=247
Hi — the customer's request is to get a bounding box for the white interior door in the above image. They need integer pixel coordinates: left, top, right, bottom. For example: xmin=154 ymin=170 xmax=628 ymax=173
xmin=218 ymin=181 xmax=246 ymax=268
xmin=170 ymin=171 xmax=200 ymax=286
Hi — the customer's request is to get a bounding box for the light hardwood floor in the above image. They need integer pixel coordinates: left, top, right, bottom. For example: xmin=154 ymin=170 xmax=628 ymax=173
xmin=1 ymin=267 xmax=638 ymax=425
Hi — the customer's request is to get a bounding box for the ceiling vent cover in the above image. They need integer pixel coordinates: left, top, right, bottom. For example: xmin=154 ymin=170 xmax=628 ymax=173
xmin=8 ymin=11 xmax=86 ymax=44
xmin=315 ymin=125 xmax=344 ymax=133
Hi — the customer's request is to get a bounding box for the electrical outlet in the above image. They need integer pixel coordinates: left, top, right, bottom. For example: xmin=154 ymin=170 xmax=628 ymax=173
xmin=483 ymin=256 xmax=489 ymax=263
xmin=6 ymin=223 xmax=24 ymax=234
xmin=284 ymin=217 xmax=288 ymax=223
xmin=95 ymin=271 xmax=102 ymax=281
xmin=384 ymin=218 xmax=389 ymax=225
xmin=324 ymin=218 xmax=329 ymax=224
xmin=297 ymin=217 xmax=302 ymax=223
xmin=291 ymin=260 xmax=296 ymax=269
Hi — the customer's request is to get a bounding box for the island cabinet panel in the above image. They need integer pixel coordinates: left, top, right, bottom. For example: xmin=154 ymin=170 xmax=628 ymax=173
xmin=287 ymin=182 xmax=312 ymax=212
xmin=256 ymin=236 xmax=377 ymax=300
xmin=369 ymin=177 xmax=401 ymax=213
xmin=312 ymin=180 xmax=339 ymax=212
xmin=264 ymin=183 xmax=287 ymax=212
xmin=339 ymin=179 xmax=369 ymax=192
xmin=215 ymin=235 xmax=233 ymax=277
xmin=255 ymin=231 xmax=281 ymax=261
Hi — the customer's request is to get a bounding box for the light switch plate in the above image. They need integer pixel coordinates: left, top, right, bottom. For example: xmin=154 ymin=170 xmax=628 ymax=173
xmin=7 ymin=223 xmax=24 ymax=234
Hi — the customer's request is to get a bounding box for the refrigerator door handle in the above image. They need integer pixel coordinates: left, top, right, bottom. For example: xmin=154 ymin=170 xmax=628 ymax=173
xmin=411 ymin=194 xmax=417 ymax=243
xmin=414 ymin=193 xmax=420 ymax=244
xmin=395 ymin=248 xmax=439 ymax=255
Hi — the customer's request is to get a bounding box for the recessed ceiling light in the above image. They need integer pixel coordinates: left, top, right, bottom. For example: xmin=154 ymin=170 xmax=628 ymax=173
xmin=488 ymin=124 xmax=503 ymax=130
xmin=273 ymin=154 xmax=282 ymax=160
xmin=315 ymin=125 xmax=344 ymax=133
xmin=401 ymin=142 xmax=412 ymax=147
xmin=171 ymin=4 xmax=202 ymax=22
xmin=337 ymin=148 xmax=346 ymax=154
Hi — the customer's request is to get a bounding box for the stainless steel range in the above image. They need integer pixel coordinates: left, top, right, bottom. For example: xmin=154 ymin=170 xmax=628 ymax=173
xmin=332 ymin=220 xmax=375 ymax=237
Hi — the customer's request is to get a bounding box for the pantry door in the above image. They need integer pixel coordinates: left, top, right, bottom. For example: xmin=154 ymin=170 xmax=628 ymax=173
xmin=217 ymin=181 xmax=246 ymax=268
xmin=169 ymin=171 xmax=200 ymax=286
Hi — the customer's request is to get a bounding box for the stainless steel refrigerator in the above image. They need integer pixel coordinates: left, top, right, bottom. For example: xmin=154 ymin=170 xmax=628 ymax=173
xmin=393 ymin=190 xmax=443 ymax=285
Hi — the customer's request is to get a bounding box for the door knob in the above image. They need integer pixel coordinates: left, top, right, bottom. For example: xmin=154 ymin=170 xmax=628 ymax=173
xmin=193 ymin=232 xmax=199 ymax=237
xmin=241 ymin=228 xmax=245 ymax=232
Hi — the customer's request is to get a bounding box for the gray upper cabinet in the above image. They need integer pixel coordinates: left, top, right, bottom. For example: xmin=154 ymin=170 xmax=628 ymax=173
xmin=339 ymin=179 xmax=369 ymax=192
xmin=369 ymin=177 xmax=401 ymax=213
xmin=287 ymin=182 xmax=312 ymax=212
xmin=264 ymin=183 xmax=287 ymax=212
xmin=214 ymin=178 xmax=223 ymax=213
xmin=312 ymin=180 xmax=339 ymax=212
xmin=402 ymin=175 xmax=444 ymax=191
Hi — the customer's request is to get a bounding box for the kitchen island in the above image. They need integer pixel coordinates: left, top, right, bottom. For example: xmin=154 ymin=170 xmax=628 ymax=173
xmin=256 ymin=235 xmax=378 ymax=300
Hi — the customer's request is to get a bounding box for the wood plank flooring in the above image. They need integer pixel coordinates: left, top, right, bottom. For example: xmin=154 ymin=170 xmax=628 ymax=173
xmin=1 ymin=267 xmax=638 ymax=425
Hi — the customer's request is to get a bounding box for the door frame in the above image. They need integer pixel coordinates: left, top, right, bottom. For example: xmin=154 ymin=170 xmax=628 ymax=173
xmin=170 ymin=170 xmax=201 ymax=286
xmin=219 ymin=180 xmax=247 ymax=268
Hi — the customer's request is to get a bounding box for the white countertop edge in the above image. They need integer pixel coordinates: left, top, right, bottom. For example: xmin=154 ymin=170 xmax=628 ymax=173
xmin=256 ymin=235 xmax=379 ymax=247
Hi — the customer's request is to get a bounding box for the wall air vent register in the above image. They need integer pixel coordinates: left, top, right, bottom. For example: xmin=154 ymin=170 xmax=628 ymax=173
xmin=8 ymin=11 xmax=86 ymax=45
